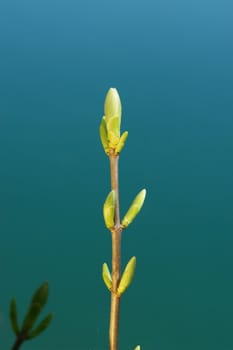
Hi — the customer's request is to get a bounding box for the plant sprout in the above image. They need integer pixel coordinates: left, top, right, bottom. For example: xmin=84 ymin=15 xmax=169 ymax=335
xmin=100 ymin=88 xmax=146 ymax=350
xmin=9 ymin=282 xmax=53 ymax=350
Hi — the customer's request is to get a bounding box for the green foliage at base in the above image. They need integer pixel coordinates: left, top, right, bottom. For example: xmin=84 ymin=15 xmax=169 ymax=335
xmin=9 ymin=281 xmax=53 ymax=349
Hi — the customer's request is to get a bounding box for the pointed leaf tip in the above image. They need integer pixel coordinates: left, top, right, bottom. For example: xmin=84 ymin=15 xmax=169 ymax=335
xmin=31 ymin=281 xmax=49 ymax=309
xmin=103 ymin=190 xmax=116 ymax=229
xmin=102 ymin=263 xmax=112 ymax=291
xmin=117 ymin=256 xmax=136 ymax=296
xmin=122 ymin=189 xmax=146 ymax=228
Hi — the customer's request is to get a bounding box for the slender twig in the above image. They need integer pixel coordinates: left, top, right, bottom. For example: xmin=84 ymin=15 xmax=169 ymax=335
xmin=109 ymin=151 xmax=122 ymax=350
xmin=101 ymin=88 xmax=145 ymax=350
xmin=11 ymin=332 xmax=27 ymax=350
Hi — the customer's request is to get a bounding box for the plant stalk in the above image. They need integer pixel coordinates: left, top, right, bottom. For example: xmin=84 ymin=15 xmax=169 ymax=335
xmin=11 ymin=333 xmax=26 ymax=350
xmin=109 ymin=152 xmax=122 ymax=350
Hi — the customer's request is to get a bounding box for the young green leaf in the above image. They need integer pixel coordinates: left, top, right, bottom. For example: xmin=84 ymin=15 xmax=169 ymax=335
xmin=103 ymin=190 xmax=116 ymax=229
xmin=121 ymin=189 xmax=146 ymax=228
xmin=9 ymin=298 xmax=20 ymax=336
xmin=31 ymin=281 xmax=49 ymax=309
xmin=117 ymin=256 xmax=136 ymax=296
xmin=106 ymin=115 xmax=121 ymax=147
xmin=22 ymin=302 xmax=42 ymax=331
xmin=99 ymin=116 xmax=110 ymax=154
xmin=115 ymin=131 xmax=128 ymax=154
xmin=102 ymin=262 xmax=112 ymax=291
xmin=27 ymin=313 xmax=53 ymax=339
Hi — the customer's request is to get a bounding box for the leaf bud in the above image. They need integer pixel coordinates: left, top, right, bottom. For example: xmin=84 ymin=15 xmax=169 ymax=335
xmin=115 ymin=131 xmax=128 ymax=154
xmin=121 ymin=189 xmax=146 ymax=228
xmin=99 ymin=116 xmax=110 ymax=154
xmin=104 ymin=88 xmax=122 ymax=122
xmin=102 ymin=262 xmax=112 ymax=291
xmin=103 ymin=190 xmax=116 ymax=229
xmin=104 ymin=88 xmax=122 ymax=148
xmin=117 ymin=256 xmax=136 ymax=296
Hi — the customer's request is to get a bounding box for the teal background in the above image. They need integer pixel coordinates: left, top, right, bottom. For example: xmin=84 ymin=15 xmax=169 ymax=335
xmin=0 ymin=0 xmax=233 ymax=349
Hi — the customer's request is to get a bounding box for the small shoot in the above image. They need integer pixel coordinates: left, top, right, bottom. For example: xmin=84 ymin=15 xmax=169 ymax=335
xmin=121 ymin=189 xmax=146 ymax=228
xmin=103 ymin=190 xmax=116 ymax=229
xmin=102 ymin=263 xmax=112 ymax=291
xmin=117 ymin=257 xmax=136 ymax=297
xmin=10 ymin=281 xmax=53 ymax=350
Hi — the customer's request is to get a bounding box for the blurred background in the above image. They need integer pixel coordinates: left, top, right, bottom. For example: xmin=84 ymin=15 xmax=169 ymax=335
xmin=0 ymin=0 xmax=233 ymax=349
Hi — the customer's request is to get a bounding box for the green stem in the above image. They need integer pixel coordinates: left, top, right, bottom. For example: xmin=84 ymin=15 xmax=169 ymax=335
xmin=109 ymin=152 xmax=122 ymax=350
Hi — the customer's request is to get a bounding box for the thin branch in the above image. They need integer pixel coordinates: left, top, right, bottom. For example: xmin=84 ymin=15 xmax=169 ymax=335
xmin=109 ymin=151 xmax=122 ymax=350
xmin=11 ymin=333 xmax=27 ymax=350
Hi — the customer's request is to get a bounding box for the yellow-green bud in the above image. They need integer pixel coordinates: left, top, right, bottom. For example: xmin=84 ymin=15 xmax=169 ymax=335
xmin=117 ymin=256 xmax=136 ymax=296
xmin=104 ymin=88 xmax=122 ymax=149
xmin=103 ymin=190 xmax=116 ymax=229
xmin=102 ymin=263 xmax=112 ymax=291
xmin=121 ymin=189 xmax=146 ymax=228
xmin=115 ymin=131 xmax=128 ymax=154
xmin=134 ymin=346 xmax=141 ymax=350
xmin=99 ymin=116 xmax=110 ymax=154
xmin=106 ymin=116 xmax=121 ymax=147
xmin=104 ymin=88 xmax=122 ymax=122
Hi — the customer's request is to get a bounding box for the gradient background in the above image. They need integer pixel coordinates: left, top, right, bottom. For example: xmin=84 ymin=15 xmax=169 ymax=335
xmin=0 ymin=0 xmax=233 ymax=349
